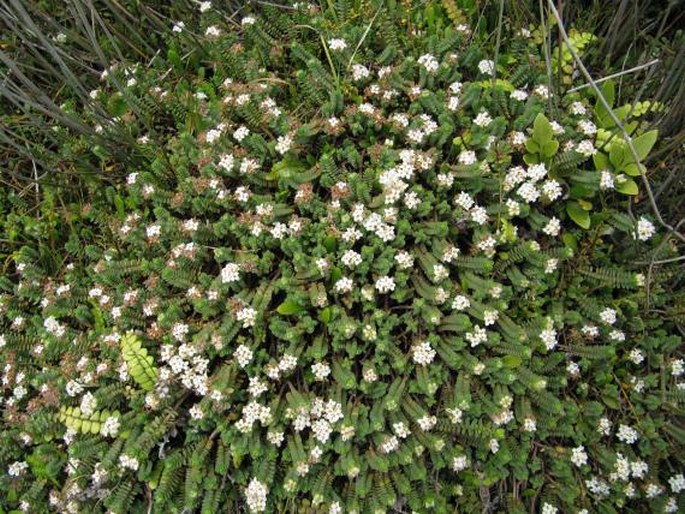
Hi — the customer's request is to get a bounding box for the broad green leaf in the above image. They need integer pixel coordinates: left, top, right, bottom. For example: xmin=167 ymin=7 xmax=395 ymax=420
xmin=602 ymin=81 xmax=615 ymax=108
xmin=276 ymin=300 xmax=306 ymax=315
xmin=593 ymin=152 xmax=609 ymax=170
xmin=566 ymin=201 xmax=591 ymax=229
xmin=542 ymin=140 xmax=559 ymax=158
xmin=562 ymin=233 xmax=578 ymax=251
xmin=616 ymin=178 xmax=638 ymax=195
xmin=523 ymin=153 xmax=539 ymax=165
xmin=632 ymin=130 xmax=658 ymax=161
xmin=502 ymin=355 xmax=522 ymax=368
xmin=594 ymin=82 xmax=615 ymax=128
xmin=623 ymin=162 xmax=643 ymax=177
xmin=577 ymin=199 xmax=593 ymax=211
xmin=323 ymin=235 xmax=337 ymax=252
xmin=532 ymin=113 xmax=553 ymax=144
xmin=319 ymin=307 xmax=332 ymax=325
xmin=525 ymin=139 xmax=540 ymax=154
xmin=609 ymin=142 xmax=627 ymax=170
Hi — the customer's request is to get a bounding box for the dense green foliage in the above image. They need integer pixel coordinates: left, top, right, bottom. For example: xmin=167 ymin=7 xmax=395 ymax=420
xmin=1 ymin=1 xmax=684 ymax=513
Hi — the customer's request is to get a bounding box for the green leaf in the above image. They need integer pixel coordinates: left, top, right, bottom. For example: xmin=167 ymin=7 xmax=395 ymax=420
xmin=319 ymin=307 xmax=332 ymax=325
xmin=502 ymin=355 xmax=522 ymax=368
xmin=562 ymin=233 xmax=578 ymax=251
xmin=623 ymin=162 xmax=643 ymax=176
xmin=276 ymin=300 xmax=306 ymax=315
xmin=609 ymin=142 xmax=627 ymax=170
xmin=107 ymin=95 xmax=128 ymax=117
xmin=593 ymin=152 xmax=609 ymax=170
xmin=542 ymin=140 xmax=559 ymax=158
xmin=532 ymin=113 xmax=553 ymax=144
xmin=525 ymin=139 xmax=540 ymax=154
xmin=631 ymin=130 xmax=658 ymax=161
xmin=323 ymin=235 xmax=337 ymax=252
xmin=566 ymin=201 xmax=591 ymax=229
xmin=616 ymin=178 xmax=638 ymax=195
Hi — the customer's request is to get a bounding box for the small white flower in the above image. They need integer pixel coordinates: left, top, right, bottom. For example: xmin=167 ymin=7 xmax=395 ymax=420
xmin=541 ymin=503 xmax=558 ymax=514
xmin=412 ymin=341 xmax=436 ymax=365
xmin=233 ymin=125 xmax=250 ymax=142
xmin=199 ymin=1 xmax=212 ymax=12
xmin=598 ymin=417 xmax=611 ymax=436
xmin=189 ymin=404 xmax=204 ymax=420
xmin=616 ymin=424 xmax=639 ymax=444
xmin=510 ymin=89 xmax=528 ymax=101
xmin=628 ymin=349 xmax=644 ymax=365
xmin=600 ymin=170 xmax=614 ymax=190
xmin=635 ymin=216 xmax=656 ymax=241
xmin=205 ymin=25 xmax=221 ymax=38
xmin=473 ymin=111 xmax=493 ymax=128
xmin=351 ymin=64 xmax=370 ymax=81
xmin=542 ymin=217 xmax=561 ymax=237
xmin=571 ymin=446 xmax=588 ymax=467
xmin=488 ymin=438 xmax=499 ymax=454
xmin=599 ymin=307 xmax=617 ymax=325
xmin=375 ymin=276 xmax=395 ymax=294
xmin=236 ymin=306 xmax=257 ymax=328
xmin=275 ymin=134 xmax=293 ymax=155
xmin=245 ymin=478 xmax=268 ymax=513
xmin=418 ymin=53 xmax=439 ymax=73
xmin=478 ymin=59 xmax=495 ymax=76
xmin=80 ymin=392 xmax=97 ymax=417
xmin=8 ymin=461 xmax=28 ymax=477
xmin=570 ymin=101 xmax=587 ymax=115
xmin=118 ymin=454 xmax=139 ymax=471
xmin=576 ymin=139 xmax=596 ymax=157
xmin=242 ymin=16 xmax=256 ymax=26
xmin=452 ymin=455 xmax=469 ymax=472
xmin=311 ymin=361 xmax=331 ymax=381
xmin=334 ymin=277 xmax=354 ymax=293
xmin=578 ymin=120 xmax=597 ymax=136
xmin=100 ymin=416 xmax=120 ymax=437
xmin=668 ymin=473 xmax=685 ymax=493
xmin=523 ymin=418 xmax=537 ymax=432
xmin=221 ymin=263 xmax=241 ymax=284
xmin=328 ymin=38 xmax=347 ymax=51
xmin=540 ymin=327 xmax=557 ymax=350
xmin=341 ymin=250 xmax=362 ymax=268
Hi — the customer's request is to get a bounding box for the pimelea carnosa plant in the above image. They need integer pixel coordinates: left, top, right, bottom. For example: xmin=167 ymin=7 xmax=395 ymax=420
xmin=1 ymin=3 xmax=683 ymax=514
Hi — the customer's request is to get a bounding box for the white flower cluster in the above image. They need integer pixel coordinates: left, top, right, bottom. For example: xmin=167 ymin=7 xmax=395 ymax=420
xmin=100 ymin=416 xmax=120 ymax=437
xmin=412 ymin=340 xmax=436 ymax=365
xmin=43 ymin=316 xmax=66 ymax=338
xmin=245 ymin=477 xmax=268 ymax=513
xmin=375 ymin=275 xmax=395 ymax=294
xmin=570 ymin=445 xmax=588 ymax=467
xmin=118 ymin=454 xmax=139 ymax=471
xmin=328 ymin=38 xmax=347 ymax=51
xmin=465 ymin=325 xmax=487 ymax=347
xmin=351 ymin=64 xmax=370 ymax=81
xmin=236 ymin=305 xmax=257 ymax=328
xmin=275 ymin=134 xmax=293 ymax=155
xmin=635 ymin=216 xmax=656 ymax=241
xmin=79 ymin=392 xmax=97 ymax=417
xmin=616 ymin=424 xmax=640 ymax=444
xmin=235 ymin=401 xmax=272 ymax=433
xmin=159 ymin=342 xmax=209 ymax=395
xmin=417 ymin=53 xmax=439 ymax=73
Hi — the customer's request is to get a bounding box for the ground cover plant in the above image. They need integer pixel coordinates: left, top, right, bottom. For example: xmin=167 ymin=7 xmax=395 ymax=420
xmin=1 ymin=1 xmax=684 ymax=513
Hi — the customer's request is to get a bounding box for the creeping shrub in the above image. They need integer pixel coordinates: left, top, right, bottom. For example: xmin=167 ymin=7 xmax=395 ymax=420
xmin=1 ymin=3 xmax=683 ymax=514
